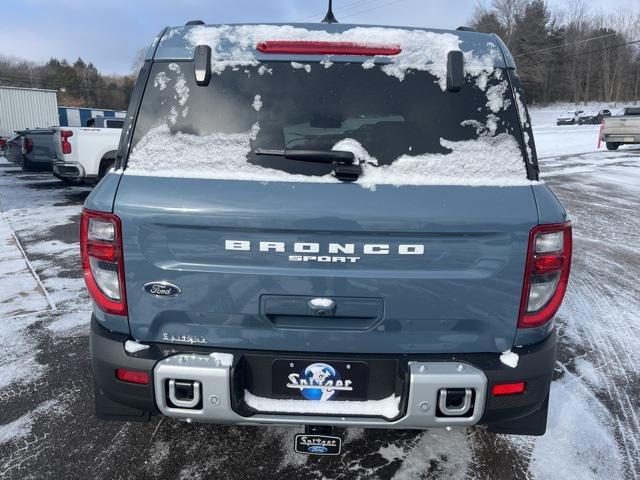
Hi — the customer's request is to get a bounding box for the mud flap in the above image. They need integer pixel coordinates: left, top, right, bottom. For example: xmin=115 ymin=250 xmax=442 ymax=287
xmin=94 ymin=381 xmax=151 ymax=422
xmin=487 ymin=393 xmax=549 ymax=436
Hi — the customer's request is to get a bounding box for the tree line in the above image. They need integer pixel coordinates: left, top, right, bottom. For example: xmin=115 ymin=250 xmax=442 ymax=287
xmin=0 ymin=55 xmax=135 ymax=110
xmin=1 ymin=3 xmax=638 ymax=108
xmin=470 ymin=0 xmax=640 ymax=105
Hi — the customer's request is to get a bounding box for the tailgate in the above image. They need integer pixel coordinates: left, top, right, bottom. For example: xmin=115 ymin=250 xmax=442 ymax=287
xmin=604 ymin=117 xmax=640 ymax=135
xmin=115 ymin=176 xmax=538 ymax=354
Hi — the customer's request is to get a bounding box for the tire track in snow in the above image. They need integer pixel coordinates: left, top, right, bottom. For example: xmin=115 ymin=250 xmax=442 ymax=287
xmin=536 ymin=151 xmax=640 ymax=479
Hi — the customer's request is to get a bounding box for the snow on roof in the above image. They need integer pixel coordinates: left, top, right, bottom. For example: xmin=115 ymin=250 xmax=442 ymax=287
xmin=153 ymin=24 xmax=505 ymax=90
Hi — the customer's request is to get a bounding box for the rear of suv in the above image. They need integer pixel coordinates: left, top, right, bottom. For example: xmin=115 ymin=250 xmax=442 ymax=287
xmin=84 ymin=21 xmax=571 ymax=447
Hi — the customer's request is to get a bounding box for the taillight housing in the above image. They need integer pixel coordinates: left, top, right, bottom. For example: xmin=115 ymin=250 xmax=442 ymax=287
xmin=518 ymin=222 xmax=572 ymax=328
xmin=0 ymin=139 xmax=6 ymax=149
xmin=23 ymin=138 xmax=33 ymax=154
xmin=80 ymin=209 xmax=127 ymax=316
xmin=60 ymin=130 xmax=73 ymax=155
xmin=256 ymin=40 xmax=402 ymax=56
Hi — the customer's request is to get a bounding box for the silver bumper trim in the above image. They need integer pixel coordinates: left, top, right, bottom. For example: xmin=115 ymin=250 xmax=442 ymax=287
xmin=52 ymin=159 xmax=85 ymax=179
xmin=154 ymin=354 xmax=487 ymax=429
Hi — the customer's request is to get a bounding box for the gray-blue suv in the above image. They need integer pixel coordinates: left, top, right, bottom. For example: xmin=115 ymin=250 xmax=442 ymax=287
xmin=83 ymin=20 xmax=571 ymax=453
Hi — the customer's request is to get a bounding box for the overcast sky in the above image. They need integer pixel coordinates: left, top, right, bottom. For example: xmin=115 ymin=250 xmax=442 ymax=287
xmin=0 ymin=0 xmax=636 ymax=75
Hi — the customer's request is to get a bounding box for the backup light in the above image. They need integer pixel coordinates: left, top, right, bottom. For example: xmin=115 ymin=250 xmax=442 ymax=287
xmin=80 ymin=209 xmax=127 ymax=315
xmin=518 ymin=222 xmax=572 ymax=328
xmin=256 ymin=40 xmax=401 ymax=56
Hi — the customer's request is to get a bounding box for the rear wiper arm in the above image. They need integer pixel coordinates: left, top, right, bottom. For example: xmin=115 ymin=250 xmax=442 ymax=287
xmin=255 ymin=148 xmax=361 ymax=182
xmin=255 ymin=148 xmax=354 ymax=164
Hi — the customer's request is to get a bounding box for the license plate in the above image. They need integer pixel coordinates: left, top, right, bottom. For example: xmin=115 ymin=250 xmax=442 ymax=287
xmin=624 ymin=137 xmax=634 ymax=142
xmin=272 ymin=359 xmax=369 ymax=401
xmin=295 ymin=434 xmax=342 ymax=455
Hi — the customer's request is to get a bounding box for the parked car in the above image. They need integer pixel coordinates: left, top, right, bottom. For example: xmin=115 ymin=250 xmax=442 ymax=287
xmin=85 ymin=21 xmax=571 ymax=449
xmin=19 ymin=128 xmax=56 ymax=171
xmin=3 ymin=134 xmax=24 ymax=165
xmin=600 ymin=106 xmax=640 ymax=150
xmin=52 ymin=117 xmax=122 ymax=183
xmin=556 ymin=109 xmax=583 ymax=125
xmin=577 ymin=109 xmax=611 ymax=125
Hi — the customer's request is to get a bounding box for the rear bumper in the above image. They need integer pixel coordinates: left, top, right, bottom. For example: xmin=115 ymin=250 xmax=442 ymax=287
xmin=52 ymin=159 xmax=85 ymax=179
xmin=602 ymin=134 xmax=640 ymax=143
xmin=90 ymin=316 xmax=555 ymax=429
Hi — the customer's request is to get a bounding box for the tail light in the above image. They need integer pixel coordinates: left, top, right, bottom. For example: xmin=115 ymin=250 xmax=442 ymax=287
xmin=518 ymin=222 xmax=572 ymax=328
xmin=256 ymin=40 xmax=401 ymax=56
xmin=80 ymin=209 xmax=127 ymax=316
xmin=60 ymin=130 xmax=73 ymax=154
xmin=23 ymin=138 xmax=33 ymax=154
xmin=0 ymin=139 xmax=6 ymax=149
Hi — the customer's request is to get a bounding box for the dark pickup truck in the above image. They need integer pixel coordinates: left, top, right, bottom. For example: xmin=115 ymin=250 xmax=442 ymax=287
xmin=84 ymin=20 xmax=571 ymax=454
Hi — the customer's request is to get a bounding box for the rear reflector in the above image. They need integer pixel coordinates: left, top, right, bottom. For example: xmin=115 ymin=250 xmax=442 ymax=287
xmin=116 ymin=369 xmax=149 ymax=385
xmin=492 ymin=382 xmax=526 ymax=396
xmin=256 ymin=40 xmax=401 ymax=56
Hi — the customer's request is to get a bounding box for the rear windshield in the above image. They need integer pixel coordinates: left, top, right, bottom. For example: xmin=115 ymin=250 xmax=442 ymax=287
xmin=127 ymin=60 xmax=529 ymax=187
xmin=106 ymin=119 xmax=124 ymax=129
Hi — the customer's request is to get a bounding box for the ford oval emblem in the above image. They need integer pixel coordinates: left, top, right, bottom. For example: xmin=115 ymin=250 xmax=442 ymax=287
xmin=308 ymin=445 xmax=329 ymax=454
xmin=143 ymin=282 xmax=181 ymax=297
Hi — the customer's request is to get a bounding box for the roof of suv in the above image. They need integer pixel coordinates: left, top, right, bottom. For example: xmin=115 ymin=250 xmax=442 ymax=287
xmin=146 ymin=22 xmax=513 ymax=70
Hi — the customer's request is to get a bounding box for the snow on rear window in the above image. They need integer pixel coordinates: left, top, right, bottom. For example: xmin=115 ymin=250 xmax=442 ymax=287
xmin=185 ymin=24 xmax=501 ymax=90
xmin=126 ymin=127 xmax=532 ymax=187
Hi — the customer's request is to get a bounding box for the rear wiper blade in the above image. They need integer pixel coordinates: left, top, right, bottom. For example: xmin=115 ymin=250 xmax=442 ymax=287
xmin=255 ymin=148 xmax=361 ymax=182
xmin=255 ymin=148 xmax=354 ymax=164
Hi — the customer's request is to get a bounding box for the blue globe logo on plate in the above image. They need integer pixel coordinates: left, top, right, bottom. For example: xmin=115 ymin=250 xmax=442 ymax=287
xmin=300 ymin=363 xmax=340 ymax=400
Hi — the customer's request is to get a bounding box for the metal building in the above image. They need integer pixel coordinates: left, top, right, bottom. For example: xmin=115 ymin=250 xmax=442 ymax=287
xmin=0 ymin=86 xmax=59 ymax=137
xmin=58 ymin=106 xmax=126 ymax=127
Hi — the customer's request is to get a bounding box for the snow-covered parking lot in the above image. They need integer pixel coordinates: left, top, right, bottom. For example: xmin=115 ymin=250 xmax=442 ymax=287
xmin=1 ymin=110 xmax=639 ymax=479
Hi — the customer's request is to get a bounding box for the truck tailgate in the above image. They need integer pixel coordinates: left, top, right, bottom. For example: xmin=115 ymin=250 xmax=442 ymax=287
xmin=604 ymin=117 xmax=640 ymax=135
xmin=114 ymin=176 xmax=538 ymax=354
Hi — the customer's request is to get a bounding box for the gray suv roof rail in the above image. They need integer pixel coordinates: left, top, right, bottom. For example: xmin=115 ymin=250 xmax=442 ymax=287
xmin=185 ymin=20 xmax=205 ymax=26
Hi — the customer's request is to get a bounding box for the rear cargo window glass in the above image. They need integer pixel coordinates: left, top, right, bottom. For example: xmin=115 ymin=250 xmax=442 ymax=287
xmin=127 ymin=61 xmax=530 ymax=187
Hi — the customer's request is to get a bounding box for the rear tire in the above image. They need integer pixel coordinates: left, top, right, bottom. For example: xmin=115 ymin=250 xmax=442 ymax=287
xmin=487 ymin=393 xmax=549 ymax=436
xmin=606 ymin=142 xmax=620 ymax=151
xmin=20 ymin=156 xmax=36 ymax=171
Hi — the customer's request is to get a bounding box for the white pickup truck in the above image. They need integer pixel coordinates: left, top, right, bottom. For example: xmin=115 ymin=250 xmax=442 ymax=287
xmin=600 ymin=107 xmax=640 ymax=150
xmin=52 ymin=116 xmax=123 ymax=183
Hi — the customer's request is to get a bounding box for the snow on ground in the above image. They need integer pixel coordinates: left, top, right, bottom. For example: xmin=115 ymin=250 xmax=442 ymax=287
xmin=515 ymin=106 xmax=640 ymax=479
xmin=1 ymin=105 xmax=640 ymax=479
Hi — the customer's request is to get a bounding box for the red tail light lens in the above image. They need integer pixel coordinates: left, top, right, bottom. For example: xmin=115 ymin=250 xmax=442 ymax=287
xmin=0 ymin=139 xmax=6 ymax=149
xmin=60 ymin=130 xmax=73 ymax=155
xmin=518 ymin=222 xmax=572 ymax=328
xmin=116 ymin=369 xmax=149 ymax=385
xmin=80 ymin=209 xmax=127 ymax=315
xmin=492 ymin=382 xmax=526 ymax=396
xmin=24 ymin=138 xmax=33 ymax=154
xmin=256 ymin=40 xmax=401 ymax=56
